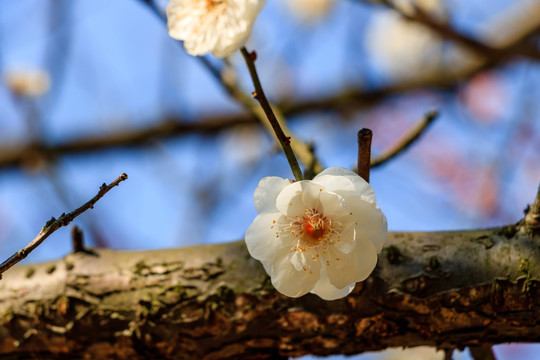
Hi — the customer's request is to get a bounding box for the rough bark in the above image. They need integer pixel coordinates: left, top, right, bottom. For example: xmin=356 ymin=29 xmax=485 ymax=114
xmin=0 ymin=220 xmax=539 ymax=359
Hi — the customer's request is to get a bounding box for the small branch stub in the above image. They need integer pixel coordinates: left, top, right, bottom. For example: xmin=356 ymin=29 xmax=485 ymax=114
xmin=71 ymin=226 xmax=85 ymax=253
xmin=357 ymin=128 xmax=373 ymax=183
xmin=525 ymin=184 xmax=540 ymax=231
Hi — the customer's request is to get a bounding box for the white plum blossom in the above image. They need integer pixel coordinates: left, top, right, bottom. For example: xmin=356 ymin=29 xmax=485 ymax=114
xmin=166 ymin=0 xmax=266 ymax=57
xmin=245 ymin=167 xmax=387 ymax=300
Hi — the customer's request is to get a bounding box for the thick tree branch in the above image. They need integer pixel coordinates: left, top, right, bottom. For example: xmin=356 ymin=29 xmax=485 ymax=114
xmin=0 ymin=218 xmax=538 ymax=359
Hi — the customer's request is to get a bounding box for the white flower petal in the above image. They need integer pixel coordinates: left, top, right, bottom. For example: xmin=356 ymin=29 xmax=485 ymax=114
xmin=314 ymin=171 xmax=355 ymax=192
xmin=319 ymin=191 xmax=350 ymax=219
xmin=276 ymin=181 xmax=307 ymax=216
xmin=349 ymin=195 xmax=388 ymax=253
xmin=314 ymin=167 xmax=376 ymax=202
xmin=254 ymin=177 xmax=291 ymax=214
xmin=326 ymin=241 xmax=377 ymax=289
xmin=290 ymin=247 xmax=321 ymax=272
xmin=245 ymin=213 xmax=289 ymax=263
xmin=271 ymin=253 xmax=320 ymax=297
xmin=333 ymin=222 xmax=356 ymax=254
xmin=301 ymin=181 xmax=324 ymax=210
xmin=316 ymin=166 xmax=359 ymax=178
xmin=311 ymin=266 xmax=355 ymax=300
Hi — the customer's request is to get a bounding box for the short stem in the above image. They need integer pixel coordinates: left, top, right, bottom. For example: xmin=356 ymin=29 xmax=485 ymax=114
xmin=357 ymin=128 xmax=373 ymax=183
xmin=240 ymin=47 xmax=304 ymax=181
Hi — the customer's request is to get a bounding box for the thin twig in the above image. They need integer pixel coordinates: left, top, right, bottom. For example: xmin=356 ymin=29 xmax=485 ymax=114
xmin=469 ymin=346 xmax=497 ymax=360
xmin=202 ymin=54 xmax=322 ymax=176
xmin=0 ymin=173 xmax=128 ymax=277
xmin=357 ymin=128 xmax=373 ymax=183
xmin=371 ymin=110 xmax=439 ymax=167
xmin=240 ymin=47 xmax=304 ymax=181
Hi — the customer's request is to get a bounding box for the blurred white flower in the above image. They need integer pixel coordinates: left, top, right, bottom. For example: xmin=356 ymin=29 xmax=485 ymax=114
xmin=282 ymin=0 xmax=335 ymax=22
xmin=167 ymin=0 xmax=266 ymax=57
xmin=365 ymin=0 xmax=482 ymax=82
xmin=245 ymin=167 xmax=387 ymax=300
xmin=3 ymin=68 xmax=50 ymax=97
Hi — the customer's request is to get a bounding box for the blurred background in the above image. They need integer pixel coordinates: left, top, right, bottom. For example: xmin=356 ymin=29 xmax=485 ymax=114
xmin=0 ymin=0 xmax=539 ymax=359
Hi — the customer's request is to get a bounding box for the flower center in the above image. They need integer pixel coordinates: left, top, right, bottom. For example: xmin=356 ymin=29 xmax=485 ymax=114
xmin=284 ymin=208 xmax=343 ymax=251
xmin=302 ymin=209 xmax=327 ymax=246
xmin=205 ymin=0 xmax=225 ymax=10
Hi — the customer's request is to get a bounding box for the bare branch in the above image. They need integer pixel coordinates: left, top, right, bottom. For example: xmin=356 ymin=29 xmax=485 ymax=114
xmin=371 ymin=110 xmax=438 ymax=168
xmin=0 ymin=173 xmax=128 ymax=277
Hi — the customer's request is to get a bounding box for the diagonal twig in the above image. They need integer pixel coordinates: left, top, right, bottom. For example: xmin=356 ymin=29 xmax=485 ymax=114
xmin=0 ymin=173 xmax=128 ymax=277
xmin=371 ymin=110 xmax=438 ymax=167
xmin=240 ymin=47 xmax=304 ymax=181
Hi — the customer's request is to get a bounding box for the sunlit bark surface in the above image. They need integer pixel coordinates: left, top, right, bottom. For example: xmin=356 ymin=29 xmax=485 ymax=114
xmin=0 ymin=221 xmax=539 ymax=359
